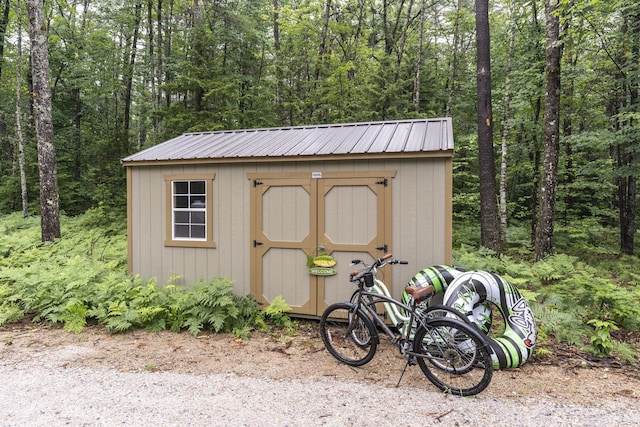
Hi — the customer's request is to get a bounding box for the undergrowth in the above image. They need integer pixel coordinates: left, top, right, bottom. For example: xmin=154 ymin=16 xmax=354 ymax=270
xmin=0 ymin=208 xmax=291 ymax=338
xmin=1 ymin=210 xmax=638 ymax=363
xmin=454 ymin=222 xmax=640 ymax=363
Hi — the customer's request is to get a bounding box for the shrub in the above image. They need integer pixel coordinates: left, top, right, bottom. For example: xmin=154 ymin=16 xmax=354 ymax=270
xmin=0 ymin=212 xmax=283 ymax=338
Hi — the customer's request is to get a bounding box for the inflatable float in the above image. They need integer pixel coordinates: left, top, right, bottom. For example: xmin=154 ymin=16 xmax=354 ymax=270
xmin=404 ymin=266 xmax=537 ymax=369
xmin=404 ymin=265 xmax=492 ymax=333
xmin=443 ymin=270 xmax=537 ymax=369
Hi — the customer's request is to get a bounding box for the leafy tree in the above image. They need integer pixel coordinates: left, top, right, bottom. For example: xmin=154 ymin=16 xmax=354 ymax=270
xmin=0 ymin=0 xmax=636 ymax=256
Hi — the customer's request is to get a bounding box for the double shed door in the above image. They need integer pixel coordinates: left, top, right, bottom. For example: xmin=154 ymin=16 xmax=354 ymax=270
xmin=249 ymin=171 xmax=394 ymax=316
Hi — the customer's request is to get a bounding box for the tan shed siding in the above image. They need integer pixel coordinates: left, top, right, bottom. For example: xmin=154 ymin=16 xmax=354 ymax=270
xmin=129 ymin=157 xmax=451 ymax=303
xmin=388 ymin=158 xmax=450 ymax=300
xmin=130 ymin=167 xmax=163 ymax=280
xmin=130 ymin=163 xmax=253 ymax=293
xmin=215 ymin=165 xmax=252 ymax=295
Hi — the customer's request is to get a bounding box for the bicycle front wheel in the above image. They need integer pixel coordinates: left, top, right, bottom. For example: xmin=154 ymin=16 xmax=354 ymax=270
xmin=413 ymin=318 xmax=493 ymax=396
xmin=320 ymin=303 xmax=377 ymax=366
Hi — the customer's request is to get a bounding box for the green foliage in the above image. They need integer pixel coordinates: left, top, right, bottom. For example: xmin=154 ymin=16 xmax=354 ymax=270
xmin=530 ymin=295 xmax=587 ymax=347
xmin=0 ymin=212 xmax=276 ymax=339
xmin=179 ymin=277 xmax=259 ymax=338
xmin=454 ymin=226 xmax=640 ymax=362
xmin=259 ymin=295 xmax=298 ymax=335
xmin=587 ymin=319 xmax=618 ymax=358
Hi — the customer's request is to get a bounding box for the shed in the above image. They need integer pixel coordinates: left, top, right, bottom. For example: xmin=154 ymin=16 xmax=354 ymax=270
xmin=122 ymin=118 xmax=454 ymax=317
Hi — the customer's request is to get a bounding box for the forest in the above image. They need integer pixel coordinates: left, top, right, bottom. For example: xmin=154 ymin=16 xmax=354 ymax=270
xmin=0 ymin=0 xmax=638 ymax=255
xmin=0 ymin=1 xmax=639 ymax=358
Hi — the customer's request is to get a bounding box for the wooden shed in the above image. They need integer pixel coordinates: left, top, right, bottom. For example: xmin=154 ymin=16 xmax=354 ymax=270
xmin=122 ymin=118 xmax=454 ymax=317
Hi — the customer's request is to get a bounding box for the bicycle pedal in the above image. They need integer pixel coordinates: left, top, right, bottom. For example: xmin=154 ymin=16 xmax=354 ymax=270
xmin=408 ymin=356 xmax=417 ymax=366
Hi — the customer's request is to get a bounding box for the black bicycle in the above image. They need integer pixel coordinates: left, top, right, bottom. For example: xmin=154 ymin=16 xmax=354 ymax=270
xmin=319 ymin=254 xmax=493 ymax=396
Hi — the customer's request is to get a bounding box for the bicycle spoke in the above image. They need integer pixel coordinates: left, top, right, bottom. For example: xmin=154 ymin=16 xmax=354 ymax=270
xmin=414 ymin=318 xmax=493 ymax=396
xmin=320 ymin=303 xmax=377 ymax=366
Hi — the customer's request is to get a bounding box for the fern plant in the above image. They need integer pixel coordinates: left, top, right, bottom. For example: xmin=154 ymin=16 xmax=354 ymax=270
xmin=179 ymin=277 xmax=260 ymax=336
xmin=259 ymin=295 xmax=297 ymax=335
xmin=454 ymin=242 xmax=640 ymax=362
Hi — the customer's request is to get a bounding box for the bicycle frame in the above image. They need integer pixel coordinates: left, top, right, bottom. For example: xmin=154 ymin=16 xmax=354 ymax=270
xmin=354 ymin=278 xmax=421 ymax=342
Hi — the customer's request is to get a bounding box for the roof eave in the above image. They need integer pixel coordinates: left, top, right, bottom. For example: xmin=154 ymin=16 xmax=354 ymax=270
xmin=121 ymin=150 xmax=454 ymax=168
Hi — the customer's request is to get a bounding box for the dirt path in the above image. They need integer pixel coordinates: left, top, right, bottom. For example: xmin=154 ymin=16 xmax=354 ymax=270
xmin=1 ymin=322 xmax=638 ymax=406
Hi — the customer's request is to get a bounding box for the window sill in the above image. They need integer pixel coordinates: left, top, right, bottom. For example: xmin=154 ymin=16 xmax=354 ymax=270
xmin=164 ymin=240 xmax=217 ymax=248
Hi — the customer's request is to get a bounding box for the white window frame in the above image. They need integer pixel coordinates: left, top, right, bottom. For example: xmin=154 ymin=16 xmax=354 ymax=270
xmin=164 ymin=173 xmax=216 ymax=248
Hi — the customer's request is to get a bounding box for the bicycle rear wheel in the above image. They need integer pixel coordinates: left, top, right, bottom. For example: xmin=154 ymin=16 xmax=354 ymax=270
xmin=320 ymin=303 xmax=377 ymax=366
xmin=422 ymin=304 xmax=472 ymax=324
xmin=413 ymin=318 xmax=493 ymax=396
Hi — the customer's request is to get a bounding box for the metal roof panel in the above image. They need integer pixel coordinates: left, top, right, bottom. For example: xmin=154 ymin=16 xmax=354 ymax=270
xmin=122 ymin=118 xmax=454 ymax=164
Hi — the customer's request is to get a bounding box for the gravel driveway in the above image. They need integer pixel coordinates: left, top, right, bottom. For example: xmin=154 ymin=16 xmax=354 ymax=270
xmin=1 ymin=345 xmax=639 ymax=426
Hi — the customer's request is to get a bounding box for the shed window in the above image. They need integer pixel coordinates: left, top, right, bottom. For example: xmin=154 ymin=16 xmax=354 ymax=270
xmin=164 ymin=173 xmax=216 ymax=248
xmin=173 ymin=180 xmax=206 ymax=239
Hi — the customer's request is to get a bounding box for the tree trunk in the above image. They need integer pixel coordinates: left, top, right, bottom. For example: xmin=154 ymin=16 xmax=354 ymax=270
xmin=16 ymin=0 xmax=28 ymax=218
xmin=157 ymin=0 xmax=165 ymax=115
xmin=0 ymin=0 xmax=8 ymax=76
xmin=27 ymin=0 xmax=61 ymax=241
xmin=413 ymin=0 xmax=426 ymax=112
xmin=123 ymin=1 xmax=142 ymax=154
xmin=475 ymin=0 xmax=501 ymax=252
xmin=315 ymin=0 xmax=331 ymax=83
xmin=0 ymin=0 xmax=10 ymax=172
xmin=528 ymin=0 xmax=544 ymax=246
xmin=499 ymin=3 xmax=516 ymax=249
xmin=619 ymin=4 xmax=639 ymax=255
xmin=396 ymin=0 xmax=415 ymax=68
xmin=446 ymin=0 xmax=462 ymax=117
xmin=273 ymin=0 xmax=280 ymax=51
xmin=535 ymin=0 xmax=562 ymax=261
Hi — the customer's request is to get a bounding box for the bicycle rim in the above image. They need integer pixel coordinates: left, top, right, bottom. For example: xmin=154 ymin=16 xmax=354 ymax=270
xmin=422 ymin=304 xmax=471 ymax=324
xmin=320 ymin=303 xmax=377 ymax=366
xmin=414 ymin=318 xmax=493 ymax=396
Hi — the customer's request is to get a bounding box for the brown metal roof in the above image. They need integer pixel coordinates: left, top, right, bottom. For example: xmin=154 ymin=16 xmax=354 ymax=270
xmin=122 ymin=118 xmax=453 ymax=165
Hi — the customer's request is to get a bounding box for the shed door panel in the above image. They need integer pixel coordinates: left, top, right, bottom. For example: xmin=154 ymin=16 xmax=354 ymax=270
xmin=252 ymin=178 xmax=317 ymax=315
xmin=318 ymin=178 xmax=389 ymax=312
xmin=251 ymin=175 xmax=390 ymax=316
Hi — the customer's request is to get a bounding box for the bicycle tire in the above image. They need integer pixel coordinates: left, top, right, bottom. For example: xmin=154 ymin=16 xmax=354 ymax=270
xmin=422 ymin=304 xmax=474 ymax=325
xmin=320 ymin=303 xmax=378 ymax=366
xmin=413 ymin=317 xmax=493 ymax=396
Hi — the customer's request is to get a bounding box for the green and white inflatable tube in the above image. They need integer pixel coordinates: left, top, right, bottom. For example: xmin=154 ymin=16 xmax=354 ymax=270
xmin=443 ymin=271 xmax=537 ymax=369
xmin=406 ymin=264 xmax=467 ymax=296
xmin=404 ymin=265 xmax=492 ymax=332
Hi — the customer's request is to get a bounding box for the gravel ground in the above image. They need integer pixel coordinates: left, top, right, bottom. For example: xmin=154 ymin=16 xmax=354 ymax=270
xmin=1 ymin=345 xmax=639 ymax=426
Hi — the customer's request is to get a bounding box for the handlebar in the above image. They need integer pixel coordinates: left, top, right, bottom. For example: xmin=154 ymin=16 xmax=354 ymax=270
xmin=349 ymin=254 xmax=408 ymax=284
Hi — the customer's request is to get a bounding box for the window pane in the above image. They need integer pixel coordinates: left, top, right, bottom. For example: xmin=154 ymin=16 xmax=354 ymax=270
xmin=191 ymin=211 xmax=205 ymax=225
xmin=175 ymin=224 xmax=190 ymax=238
xmin=190 ymin=196 xmax=206 ymax=208
xmin=190 ymin=181 xmax=205 ymax=194
xmin=175 ymin=211 xmax=189 ymax=223
xmin=175 ymin=196 xmax=189 ymax=208
xmin=174 ymin=181 xmax=188 ymax=194
xmin=191 ymin=225 xmax=205 ymax=239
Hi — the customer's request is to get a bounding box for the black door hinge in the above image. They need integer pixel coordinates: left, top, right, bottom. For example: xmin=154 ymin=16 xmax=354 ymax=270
xmin=253 ymin=180 xmax=263 ymax=187
xmin=376 ymin=245 xmax=388 ymax=252
xmin=253 ymin=240 xmax=263 ymax=247
xmin=376 ymin=178 xmax=388 ymax=186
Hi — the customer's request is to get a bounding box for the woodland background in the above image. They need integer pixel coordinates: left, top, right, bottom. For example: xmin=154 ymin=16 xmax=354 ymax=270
xmin=0 ymin=0 xmax=637 ymax=254
xmin=0 ymin=1 xmax=639 ymax=359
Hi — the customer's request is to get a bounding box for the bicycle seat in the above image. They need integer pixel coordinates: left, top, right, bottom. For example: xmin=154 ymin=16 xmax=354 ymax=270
xmin=404 ymin=285 xmax=435 ymax=303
